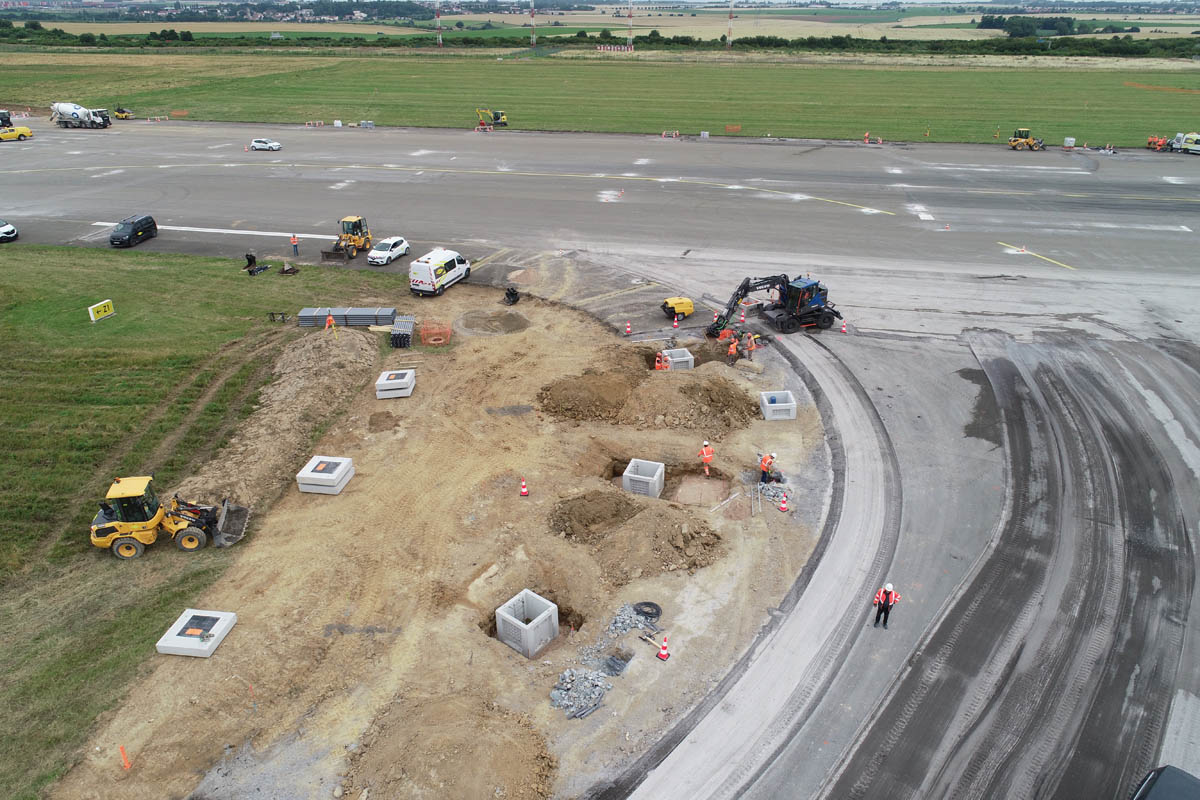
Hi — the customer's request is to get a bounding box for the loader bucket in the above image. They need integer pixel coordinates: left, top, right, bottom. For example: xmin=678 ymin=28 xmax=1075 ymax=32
xmin=211 ymin=499 xmax=250 ymax=548
xmin=321 ymin=249 xmax=350 ymax=263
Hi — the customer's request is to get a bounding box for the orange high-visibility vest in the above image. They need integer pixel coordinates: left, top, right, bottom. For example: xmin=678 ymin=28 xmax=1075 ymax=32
xmin=744 ymin=333 xmax=756 ymax=351
xmin=290 ymin=235 xmax=298 ymax=245
xmin=728 ymin=341 xmax=738 ymax=356
xmin=873 ymin=588 xmax=901 ymax=607
xmin=698 ymin=445 xmax=714 ymax=463
xmin=760 ymin=454 xmax=774 ymax=472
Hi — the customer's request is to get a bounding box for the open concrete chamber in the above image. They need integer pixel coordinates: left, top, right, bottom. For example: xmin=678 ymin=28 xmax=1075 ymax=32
xmin=622 ymin=459 xmax=665 ymax=498
xmin=496 ymin=589 xmax=560 ymax=659
xmin=759 ymin=390 xmax=797 ymax=420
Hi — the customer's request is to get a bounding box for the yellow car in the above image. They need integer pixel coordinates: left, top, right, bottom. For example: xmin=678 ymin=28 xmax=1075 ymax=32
xmin=0 ymin=126 xmax=33 ymax=142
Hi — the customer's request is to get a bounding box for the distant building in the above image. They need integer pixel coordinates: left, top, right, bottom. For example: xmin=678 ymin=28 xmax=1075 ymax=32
xmin=269 ymin=31 xmax=283 ymax=39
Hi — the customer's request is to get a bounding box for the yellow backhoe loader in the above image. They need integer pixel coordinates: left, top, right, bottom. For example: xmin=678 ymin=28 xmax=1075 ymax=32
xmin=1008 ymin=128 xmax=1045 ymax=151
xmin=90 ymin=476 xmax=250 ymax=560
xmin=320 ymin=216 xmax=372 ymax=262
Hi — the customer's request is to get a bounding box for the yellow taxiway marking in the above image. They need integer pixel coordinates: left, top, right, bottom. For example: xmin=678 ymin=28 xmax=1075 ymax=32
xmin=996 ymin=241 xmax=1077 ymax=271
xmin=575 ymin=283 xmax=663 ymax=306
xmin=0 ymin=161 xmax=893 ymax=215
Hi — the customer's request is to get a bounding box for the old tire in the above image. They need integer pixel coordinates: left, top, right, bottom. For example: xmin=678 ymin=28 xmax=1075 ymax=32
xmin=780 ymin=316 xmax=802 ymax=334
xmin=175 ymin=527 xmax=208 ymax=552
xmin=817 ymin=312 xmax=835 ymax=329
xmin=112 ymin=538 xmax=144 ymax=560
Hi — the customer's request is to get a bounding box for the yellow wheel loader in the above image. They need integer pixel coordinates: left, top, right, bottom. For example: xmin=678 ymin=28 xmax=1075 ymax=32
xmin=662 ymin=296 xmax=695 ymax=322
xmin=89 ymin=476 xmax=250 ymax=560
xmin=320 ymin=216 xmax=372 ymax=262
xmin=1008 ymin=128 xmax=1045 ymax=151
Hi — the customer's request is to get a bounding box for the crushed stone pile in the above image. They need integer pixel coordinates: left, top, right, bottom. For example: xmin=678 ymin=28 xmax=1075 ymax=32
xmin=550 ymin=669 xmax=613 ymax=718
xmin=607 ymin=603 xmax=654 ymax=636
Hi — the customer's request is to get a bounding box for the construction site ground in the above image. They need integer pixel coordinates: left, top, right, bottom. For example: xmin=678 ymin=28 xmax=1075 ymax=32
xmin=49 ymin=280 xmax=828 ymax=800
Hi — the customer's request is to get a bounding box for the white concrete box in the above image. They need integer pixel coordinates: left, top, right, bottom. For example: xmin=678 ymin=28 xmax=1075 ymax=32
xmin=622 ymin=459 xmax=665 ymax=498
xmin=496 ymin=589 xmax=559 ymax=659
xmin=661 ymin=348 xmax=694 ymax=370
xmin=375 ymin=369 xmax=416 ymax=399
xmin=296 ymin=455 xmax=355 ymax=495
xmin=759 ymin=390 xmax=797 ymax=421
xmin=156 ymin=608 xmax=237 ymax=657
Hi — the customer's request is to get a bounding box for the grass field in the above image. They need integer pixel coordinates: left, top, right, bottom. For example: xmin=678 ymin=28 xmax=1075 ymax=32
xmin=0 ymin=245 xmax=409 ymax=799
xmin=5 ymin=51 xmax=1199 ymax=145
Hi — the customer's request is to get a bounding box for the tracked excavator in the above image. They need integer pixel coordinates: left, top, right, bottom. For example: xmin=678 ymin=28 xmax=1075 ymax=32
xmin=706 ymin=274 xmax=841 ymax=337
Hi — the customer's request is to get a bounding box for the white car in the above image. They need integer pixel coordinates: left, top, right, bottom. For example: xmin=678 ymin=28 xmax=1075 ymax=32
xmin=0 ymin=219 xmax=16 ymax=242
xmin=249 ymin=138 xmax=281 ymax=151
xmin=367 ymin=236 xmax=411 ymax=266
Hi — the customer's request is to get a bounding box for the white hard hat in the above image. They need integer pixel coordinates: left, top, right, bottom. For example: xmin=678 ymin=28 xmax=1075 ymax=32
xmin=885 ymin=583 xmax=893 ymax=592
xmin=770 ymin=453 xmax=777 ymax=459
xmin=703 ymin=441 xmax=709 ymax=446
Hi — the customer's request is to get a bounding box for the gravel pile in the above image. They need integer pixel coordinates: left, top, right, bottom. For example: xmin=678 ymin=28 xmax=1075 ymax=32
xmin=549 ymin=669 xmax=613 ymax=717
xmin=607 ymin=604 xmax=654 ymax=636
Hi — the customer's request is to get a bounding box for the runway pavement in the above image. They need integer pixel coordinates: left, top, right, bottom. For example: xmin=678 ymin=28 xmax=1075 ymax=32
xmin=5 ymin=118 xmax=1200 ymax=800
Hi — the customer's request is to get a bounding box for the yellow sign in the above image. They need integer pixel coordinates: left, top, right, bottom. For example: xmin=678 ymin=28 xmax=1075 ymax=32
xmin=88 ymin=299 xmax=116 ymax=323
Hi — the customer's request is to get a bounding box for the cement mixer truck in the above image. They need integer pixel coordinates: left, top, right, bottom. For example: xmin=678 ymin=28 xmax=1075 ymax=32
xmin=50 ymin=102 xmax=111 ymax=129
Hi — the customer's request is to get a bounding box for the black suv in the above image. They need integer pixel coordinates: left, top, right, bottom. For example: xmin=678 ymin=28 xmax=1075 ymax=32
xmin=109 ymin=215 xmax=157 ymax=247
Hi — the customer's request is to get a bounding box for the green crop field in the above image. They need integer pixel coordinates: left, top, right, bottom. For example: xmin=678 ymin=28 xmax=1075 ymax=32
xmin=0 ymin=246 xmax=409 ymax=799
xmin=7 ymin=52 xmax=1199 ymax=145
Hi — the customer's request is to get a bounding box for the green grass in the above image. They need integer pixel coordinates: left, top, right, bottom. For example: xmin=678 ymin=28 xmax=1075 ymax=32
xmin=9 ymin=54 xmax=1198 ymax=146
xmin=0 ymin=245 xmax=411 ymax=800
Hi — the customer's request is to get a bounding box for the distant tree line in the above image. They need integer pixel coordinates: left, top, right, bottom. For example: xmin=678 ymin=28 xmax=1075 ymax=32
xmin=0 ymin=17 xmax=1192 ymax=58
xmin=978 ymin=14 xmax=1142 ymax=36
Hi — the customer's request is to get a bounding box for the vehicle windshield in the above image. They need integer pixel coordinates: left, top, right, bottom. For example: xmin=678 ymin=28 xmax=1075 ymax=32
xmin=0 ymin=219 xmax=8 ymax=226
xmin=114 ymin=223 xmax=132 ymax=234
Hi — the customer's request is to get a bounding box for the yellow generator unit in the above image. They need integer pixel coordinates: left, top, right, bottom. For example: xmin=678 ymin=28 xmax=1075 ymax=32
xmin=89 ymin=476 xmax=250 ymax=560
xmin=662 ymin=297 xmax=695 ymax=322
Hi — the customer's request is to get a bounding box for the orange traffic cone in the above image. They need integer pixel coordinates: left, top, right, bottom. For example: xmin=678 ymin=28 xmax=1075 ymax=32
xmin=840 ymin=320 xmax=847 ymax=334
xmin=713 ymin=310 xmax=718 ymax=323
xmin=656 ymin=634 xmax=670 ymax=661
xmin=1019 ymin=245 xmax=1026 ymax=253
xmin=520 ymin=478 xmax=529 ymax=497
xmin=244 ymin=144 xmax=248 ymax=152
xmin=672 ymin=318 xmax=678 ymax=330
xmin=944 ymin=223 xmax=950 ymax=231
xmin=625 ymin=321 xmax=632 ymax=336
xmin=739 ymin=308 xmax=746 ymax=323
xmin=779 ymin=493 xmax=788 ymax=512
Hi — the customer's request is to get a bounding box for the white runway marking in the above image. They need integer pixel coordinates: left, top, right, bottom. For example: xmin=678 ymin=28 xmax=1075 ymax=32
xmin=754 ymin=192 xmax=810 ymax=201
xmin=408 ymin=149 xmax=439 ymax=156
xmin=89 ymin=169 xmax=125 ymax=179
xmin=66 ymin=151 xmax=82 ymax=155
xmin=887 ymin=167 xmax=905 ymax=174
xmin=597 ymin=190 xmax=624 ymax=203
xmin=931 ymin=163 xmax=1089 ymax=175
xmin=207 ymin=143 xmax=233 ymax=150
xmin=1162 ymin=176 xmax=1187 ymax=184
xmin=918 ymin=212 xmax=935 ymax=220
xmin=91 ymin=222 xmax=337 ymax=240
xmin=634 ymin=158 xmax=653 ymax=165
xmin=622 ymin=172 xmax=641 ymax=177
xmin=329 ymin=180 xmax=356 ymax=190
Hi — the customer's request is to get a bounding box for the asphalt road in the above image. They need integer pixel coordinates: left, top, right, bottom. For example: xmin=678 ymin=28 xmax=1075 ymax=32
xmin=5 ymin=119 xmax=1200 ymax=800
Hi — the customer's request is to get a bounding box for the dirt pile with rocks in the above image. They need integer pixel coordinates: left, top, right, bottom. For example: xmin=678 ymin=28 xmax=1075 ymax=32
xmin=173 ymin=328 xmax=378 ymax=509
xmin=551 ymin=490 xmax=723 ymax=586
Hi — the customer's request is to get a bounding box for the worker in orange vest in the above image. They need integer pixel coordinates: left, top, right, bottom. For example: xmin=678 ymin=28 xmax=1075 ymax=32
xmin=727 ymin=339 xmax=739 ymax=366
xmin=698 ymin=440 xmax=714 ymax=477
xmin=290 ymin=233 xmax=299 ymax=257
xmin=759 ymin=452 xmax=776 ymax=483
xmin=873 ymin=583 xmax=901 ymax=629
xmin=742 ymin=331 xmax=757 ymax=362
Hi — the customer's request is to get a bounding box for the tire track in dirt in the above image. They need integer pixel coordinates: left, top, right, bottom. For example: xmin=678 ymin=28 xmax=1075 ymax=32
xmin=24 ymin=331 xmax=277 ymax=566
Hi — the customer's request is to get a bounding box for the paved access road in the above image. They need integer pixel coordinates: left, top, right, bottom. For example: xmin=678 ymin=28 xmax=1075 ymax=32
xmin=5 ymin=119 xmax=1200 ymax=800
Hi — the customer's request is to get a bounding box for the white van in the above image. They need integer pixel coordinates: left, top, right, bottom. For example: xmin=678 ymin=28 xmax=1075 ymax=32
xmin=409 ymin=248 xmax=470 ymax=296
xmin=1183 ymin=132 xmax=1200 ymax=155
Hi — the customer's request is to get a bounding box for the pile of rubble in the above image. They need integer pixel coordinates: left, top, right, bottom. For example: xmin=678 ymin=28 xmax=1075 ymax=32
xmin=549 ymin=669 xmax=613 ymax=718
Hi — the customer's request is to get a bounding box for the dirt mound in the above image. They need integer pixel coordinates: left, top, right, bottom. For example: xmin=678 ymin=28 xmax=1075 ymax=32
xmin=538 ymin=369 xmax=644 ymax=422
xmin=549 ymin=490 xmax=642 ymax=541
xmin=616 ymin=369 xmax=759 ymax=435
xmin=344 ymin=693 xmax=555 ymax=799
xmin=173 ymin=328 xmax=378 ymax=509
xmin=550 ymin=490 xmax=722 ymax=586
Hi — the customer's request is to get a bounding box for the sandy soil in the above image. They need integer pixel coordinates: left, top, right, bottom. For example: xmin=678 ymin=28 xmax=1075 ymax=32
xmin=49 ymin=286 xmax=825 ymax=800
